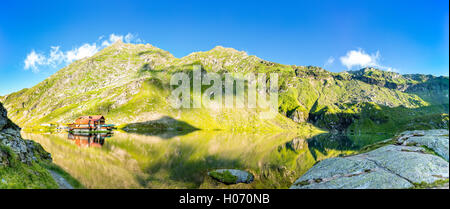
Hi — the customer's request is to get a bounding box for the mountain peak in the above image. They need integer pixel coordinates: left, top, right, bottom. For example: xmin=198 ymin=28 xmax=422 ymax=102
xmin=107 ymin=39 xmax=124 ymax=47
xmin=209 ymin=45 xmax=247 ymax=55
xmin=211 ymin=45 xmax=233 ymax=50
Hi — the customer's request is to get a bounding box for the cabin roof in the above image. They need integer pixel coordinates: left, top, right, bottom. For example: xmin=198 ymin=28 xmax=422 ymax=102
xmin=73 ymin=115 xmax=106 ymax=124
xmin=78 ymin=115 xmax=105 ymax=120
xmin=75 ymin=119 xmax=93 ymax=124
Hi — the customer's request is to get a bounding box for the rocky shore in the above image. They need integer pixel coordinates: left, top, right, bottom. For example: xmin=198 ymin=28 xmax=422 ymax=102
xmin=1 ymin=103 xmax=52 ymax=164
xmin=1 ymin=102 xmax=75 ymax=189
xmin=291 ymin=129 xmax=449 ymax=189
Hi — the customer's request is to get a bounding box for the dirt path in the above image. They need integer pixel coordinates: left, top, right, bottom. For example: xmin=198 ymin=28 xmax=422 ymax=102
xmin=48 ymin=170 xmax=74 ymax=189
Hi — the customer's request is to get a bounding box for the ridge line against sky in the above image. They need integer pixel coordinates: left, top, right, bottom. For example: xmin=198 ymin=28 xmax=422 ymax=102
xmin=0 ymin=0 xmax=448 ymax=96
xmin=21 ymin=33 xmax=398 ymax=73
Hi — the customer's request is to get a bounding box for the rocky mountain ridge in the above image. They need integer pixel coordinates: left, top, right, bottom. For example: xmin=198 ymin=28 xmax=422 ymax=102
xmin=0 ymin=41 xmax=448 ymax=133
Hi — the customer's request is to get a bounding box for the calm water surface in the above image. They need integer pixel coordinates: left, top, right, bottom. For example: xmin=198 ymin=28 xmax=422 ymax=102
xmin=23 ymin=131 xmax=392 ymax=189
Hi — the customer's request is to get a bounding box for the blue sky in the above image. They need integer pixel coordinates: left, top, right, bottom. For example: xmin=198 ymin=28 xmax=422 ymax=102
xmin=0 ymin=0 xmax=448 ymax=96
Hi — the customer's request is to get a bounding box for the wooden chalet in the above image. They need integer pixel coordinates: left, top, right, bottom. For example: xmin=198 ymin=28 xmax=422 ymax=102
xmin=68 ymin=115 xmax=114 ymax=132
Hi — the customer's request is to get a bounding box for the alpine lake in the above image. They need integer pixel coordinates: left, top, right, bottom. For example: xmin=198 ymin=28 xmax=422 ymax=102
xmin=22 ymin=130 xmax=393 ymax=189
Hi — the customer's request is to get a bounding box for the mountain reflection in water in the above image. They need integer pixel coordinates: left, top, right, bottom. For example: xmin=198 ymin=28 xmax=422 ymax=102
xmin=22 ymin=131 xmax=392 ymax=189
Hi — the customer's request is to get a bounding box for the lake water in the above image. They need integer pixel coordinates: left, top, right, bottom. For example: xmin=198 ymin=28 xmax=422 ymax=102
xmin=23 ymin=131 xmax=393 ymax=189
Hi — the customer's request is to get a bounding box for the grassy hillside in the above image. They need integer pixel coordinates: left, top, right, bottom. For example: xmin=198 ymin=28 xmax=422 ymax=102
xmin=1 ymin=41 xmax=448 ymax=134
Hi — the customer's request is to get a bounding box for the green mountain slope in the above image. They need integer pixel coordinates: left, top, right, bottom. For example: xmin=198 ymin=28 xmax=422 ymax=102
xmin=1 ymin=41 xmax=448 ymax=134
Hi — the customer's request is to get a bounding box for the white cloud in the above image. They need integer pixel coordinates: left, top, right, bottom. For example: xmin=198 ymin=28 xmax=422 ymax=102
xmin=23 ymin=33 xmax=144 ymax=73
xmin=24 ymin=44 xmax=100 ymax=72
xmin=47 ymin=46 xmax=64 ymax=66
xmin=324 ymin=56 xmax=335 ymax=68
xmin=383 ymin=66 xmax=398 ymax=72
xmin=124 ymin=34 xmax=133 ymax=43
xmin=24 ymin=50 xmax=46 ymax=73
xmin=339 ymin=49 xmax=398 ymax=72
xmin=110 ymin=34 xmax=123 ymax=43
xmin=340 ymin=49 xmax=379 ymax=69
xmin=101 ymin=33 xmax=143 ymax=47
xmin=101 ymin=34 xmax=123 ymax=47
xmin=125 ymin=33 xmax=143 ymax=44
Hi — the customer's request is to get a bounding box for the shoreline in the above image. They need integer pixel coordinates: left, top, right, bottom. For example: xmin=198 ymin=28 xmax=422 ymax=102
xmin=291 ymin=129 xmax=449 ymax=189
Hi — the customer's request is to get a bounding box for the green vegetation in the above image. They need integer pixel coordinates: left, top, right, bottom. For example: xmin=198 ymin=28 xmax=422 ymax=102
xmin=0 ymin=144 xmax=57 ymax=189
xmin=358 ymin=138 xmax=396 ymax=154
xmin=0 ymin=42 xmax=448 ymax=189
xmin=0 ymin=139 xmax=84 ymax=189
xmin=208 ymin=170 xmax=238 ymax=184
xmin=418 ymin=145 xmax=447 ymax=161
xmin=412 ymin=179 xmax=449 ymax=189
xmin=38 ymin=161 xmax=84 ymax=189
xmin=294 ymin=180 xmax=310 ymax=187
xmin=22 ymin=125 xmax=58 ymax=133
xmin=0 ymin=41 xmax=447 ymax=136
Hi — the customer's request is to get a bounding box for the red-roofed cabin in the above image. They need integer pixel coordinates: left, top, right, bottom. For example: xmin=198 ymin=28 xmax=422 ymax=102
xmin=68 ymin=115 xmax=109 ymax=132
xmin=75 ymin=115 xmax=105 ymax=125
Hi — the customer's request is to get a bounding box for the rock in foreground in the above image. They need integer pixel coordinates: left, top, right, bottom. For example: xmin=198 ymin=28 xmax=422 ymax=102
xmin=397 ymin=129 xmax=449 ymax=161
xmin=0 ymin=103 xmax=51 ymax=164
xmin=208 ymin=169 xmax=254 ymax=184
xmin=291 ymin=129 xmax=449 ymax=189
xmin=1 ymin=102 xmax=62 ymax=188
